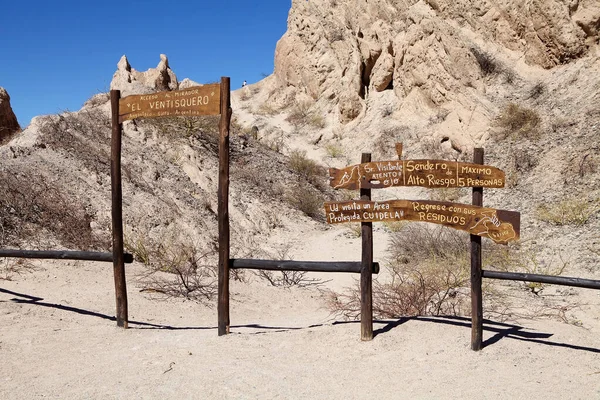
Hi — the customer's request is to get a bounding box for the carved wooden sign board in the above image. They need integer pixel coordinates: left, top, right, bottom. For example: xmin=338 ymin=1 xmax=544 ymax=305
xmin=329 ymin=159 xmax=505 ymax=190
xmin=324 ymin=200 xmax=520 ymax=244
xmin=118 ymin=84 xmax=221 ymax=123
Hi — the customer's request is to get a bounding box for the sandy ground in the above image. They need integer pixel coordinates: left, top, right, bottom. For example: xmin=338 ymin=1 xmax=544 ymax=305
xmin=2 ymin=223 xmax=600 ymax=400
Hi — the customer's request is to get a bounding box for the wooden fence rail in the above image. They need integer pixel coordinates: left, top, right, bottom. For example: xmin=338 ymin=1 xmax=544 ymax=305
xmin=231 ymin=259 xmax=380 ymax=274
xmin=0 ymin=250 xmax=133 ymax=264
xmin=482 ymin=270 xmax=600 ymax=290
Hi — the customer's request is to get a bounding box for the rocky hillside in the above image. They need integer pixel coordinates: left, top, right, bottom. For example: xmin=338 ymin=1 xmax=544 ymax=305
xmin=1 ymin=1 xmax=599 ymax=284
xmin=0 ymin=55 xmax=333 ymax=274
xmin=233 ymin=0 xmax=599 ymax=273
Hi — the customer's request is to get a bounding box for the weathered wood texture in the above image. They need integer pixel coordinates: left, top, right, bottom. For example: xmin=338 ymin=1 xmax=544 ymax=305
xmin=231 ymin=259 xmax=380 ymax=274
xmin=218 ymin=77 xmax=231 ymax=337
xmin=324 ymin=199 xmax=520 ymax=244
xmin=0 ymin=250 xmax=133 ymax=263
xmin=482 ymin=270 xmax=600 ymax=290
xmin=360 ymin=153 xmax=374 ymax=341
xmin=329 ymin=159 xmax=505 ymax=190
xmin=110 ymin=90 xmax=128 ymax=329
xmin=471 ymin=148 xmax=484 ymax=351
xmin=118 ymin=84 xmax=221 ymax=122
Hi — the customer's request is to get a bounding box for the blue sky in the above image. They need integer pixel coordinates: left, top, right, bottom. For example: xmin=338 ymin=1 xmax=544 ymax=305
xmin=0 ymin=1 xmax=291 ymax=126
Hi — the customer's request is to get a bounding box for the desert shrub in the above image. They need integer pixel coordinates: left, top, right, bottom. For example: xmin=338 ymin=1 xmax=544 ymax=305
xmin=141 ymin=115 xmax=220 ymax=141
xmin=494 ymin=103 xmax=542 ymax=139
xmin=1 ymin=258 xmax=38 ymax=281
xmin=127 ymin=230 xmax=218 ymax=303
xmin=325 ymin=143 xmax=344 ymax=158
xmin=503 ymin=69 xmax=517 ymax=84
xmin=286 ymin=101 xmax=326 ymax=128
xmin=536 ymin=198 xmax=599 ymax=226
xmin=252 ymin=244 xmax=327 ymax=288
xmin=256 ymin=102 xmax=277 ymax=116
xmin=529 ymin=82 xmax=545 ymax=99
xmin=308 ymin=113 xmax=326 ymax=128
xmin=288 ymin=150 xmax=326 ymax=186
xmin=284 ymin=184 xmax=324 ymax=220
xmin=381 ymin=104 xmax=394 ymax=117
xmin=0 ymin=167 xmax=104 ymax=250
xmin=328 ymin=226 xmax=471 ymax=318
xmin=485 ymin=246 xmax=569 ymax=295
xmin=286 ymin=102 xmax=312 ymax=125
xmin=470 ymin=47 xmax=501 ymax=76
xmin=327 ymin=225 xmax=572 ymax=320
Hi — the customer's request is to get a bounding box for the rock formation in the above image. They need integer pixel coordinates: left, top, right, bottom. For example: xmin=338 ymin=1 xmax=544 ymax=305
xmin=273 ymin=0 xmax=599 ymax=124
xmin=0 ymin=87 xmax=20 ymax=143
xmin=110 ymin=54 xmax=179 ymax=97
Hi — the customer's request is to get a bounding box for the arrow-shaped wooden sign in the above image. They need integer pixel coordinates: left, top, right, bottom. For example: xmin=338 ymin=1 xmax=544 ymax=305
xmin=329 ymin=159 xmax=505 ymax=190
xmin=324 ymin=199 xmax=520 ymax=244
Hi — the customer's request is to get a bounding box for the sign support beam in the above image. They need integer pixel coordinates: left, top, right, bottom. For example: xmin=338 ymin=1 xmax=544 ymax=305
xmin=110 ymin=90 xmax=128 ymax=328
xmin=360 ymin=153 xmax=374 ymax=341
xmin=218 ymin=77 xmax=232 ymax=336
xmin=471 ymin=148 xmax=484 ymax=351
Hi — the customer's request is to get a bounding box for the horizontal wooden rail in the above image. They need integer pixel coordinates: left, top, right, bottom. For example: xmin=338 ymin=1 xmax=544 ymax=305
xmin=231 ymin=259 xmax=379 ymax=274
xmin=0 ymin=250 xmax=134 ymax=264
xmin=482 ymin=270 xmax=600 ymax=290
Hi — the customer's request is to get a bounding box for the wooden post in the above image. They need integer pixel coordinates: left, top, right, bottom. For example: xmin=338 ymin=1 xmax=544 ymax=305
xmin=218 ymin=77 xmax=232 ymax=336
xmin=360 ymin=153 xmax=374 ymax=341
xmin=110 ymin=90 xmax=128 ymax=328
xmin=471 ymin=148 xmax=484 ymax=350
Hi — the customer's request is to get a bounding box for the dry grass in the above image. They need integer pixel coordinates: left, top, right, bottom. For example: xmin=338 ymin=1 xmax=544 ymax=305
xmin=494 ymin=103 xmax=542 ymax=140
xmin=536 ymin=198 xmax=599 ymax=226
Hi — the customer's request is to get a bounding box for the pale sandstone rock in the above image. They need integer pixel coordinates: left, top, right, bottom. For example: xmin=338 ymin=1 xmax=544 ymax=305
xmin=0 ymin=87 xmax=20 ymax=143
xmin=110 ymin=54 xmax=178 ymax=97
xmin=272 ymin=0 xmax=595 ymax=129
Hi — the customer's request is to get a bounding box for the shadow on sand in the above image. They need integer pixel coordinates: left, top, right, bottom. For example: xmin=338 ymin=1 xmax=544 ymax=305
xmin=2 ymin=287 xmax=598 ymax=353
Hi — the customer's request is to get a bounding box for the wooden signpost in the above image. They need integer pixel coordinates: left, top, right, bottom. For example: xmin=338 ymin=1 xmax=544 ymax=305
xmin=329 ymin=159 xmax=505 ymax=190
xmin=110 ymin=79 xmax=230 ymax=330
xmin=118 ymin=84 xmax=221 ymax=123
xmin=324 ymin=199 xmax=520 ymax=244
xmin=326 ymin=144 xmax=520 ymax=348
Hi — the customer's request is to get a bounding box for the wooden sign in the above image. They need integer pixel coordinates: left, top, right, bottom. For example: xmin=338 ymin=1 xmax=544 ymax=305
xmin=329 ymin=159 xmax=505 ymax=190
xmin=324 ymin=199 xmax=520 ymax=244
xmin=118 ymin=84 xmax=221 ymax=123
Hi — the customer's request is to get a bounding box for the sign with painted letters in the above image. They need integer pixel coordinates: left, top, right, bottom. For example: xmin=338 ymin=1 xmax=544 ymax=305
xmin=118 ymin=84 xmax=221 ymax=123
xmin=329 ymin=159 xmax=505 ymax=190
xmin=324 ymin=199 xmax=520 ymax=244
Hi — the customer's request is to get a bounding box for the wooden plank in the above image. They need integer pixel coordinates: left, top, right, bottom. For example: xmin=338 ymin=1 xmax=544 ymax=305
xmin=0 ymin=250 xmax=133 ymax=263
xmin=217 ymin=77 xmax=231 ymax=337
xmin=231 ymin=259 xmax=380 ymax=274
xmin=360 ymin=153 xmax=374 ymax=342
xmin=471 ymin=148 xmax=484 ymax=351
xmin=324 ymin=199 xmax=519 ymax=244
xmin=118 ymin=84 xmax=221 ymax=123
xmin=110 ymin=90 xmax=128 ymax=329
xmin=482 ymin=270 xmax=600 ymax=290
xmin=329 ymin=159 xmax=505 ymax=190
